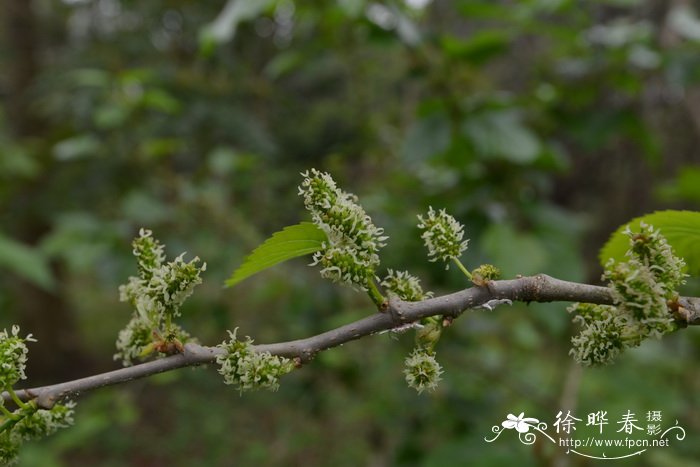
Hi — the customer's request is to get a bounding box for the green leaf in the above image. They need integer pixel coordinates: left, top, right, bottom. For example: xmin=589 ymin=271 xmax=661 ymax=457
xmin=0 ymin=233 xmax=55 ymax=290
xmin=225 ymin=222 xmax=327 ymax=287
xmin=598 ymin=210 xmax=700 ymax=276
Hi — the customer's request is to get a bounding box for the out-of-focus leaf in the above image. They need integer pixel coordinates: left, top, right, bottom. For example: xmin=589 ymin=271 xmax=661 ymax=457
xmin=656 ymin=167 xmax=700 ymax=204
xmin=620 ymin=113 xmax=660 ymax=164
xmin=264 ymin=51 xmax=305 ymax=80
xmin=365 ymin=3 xmax=421 ymax=45
xmin=0 ymin=233 xmax=54 ymax=290
xmin=533 ymin=205 xmax=585 ymax=282
xmin=568 ymin=110 xmax=626 ymax=151
xmin=393 ymin=6 xmax=421 ymax=46
xmin=140 ymin=138 xmax=183 ymax=158
xmin=68 ymin=68 xmax=110 ymax=88
xmin=200 ymin=0 xmax=276 ymax=48
xmin=52 ymin=135 xmax=101 ymax=161
xmin=599 ymin=210 xmax=700 ymax=276
xmin=480 ymin=223 xmax=548 ymax=277
xmin=401 ymin=113 xmax=451 ymax=164
xmin=439 ymin=31 xmax=510 ymax=64
xmin=141 ymin=89 xmax=181 ymax=114
xmin=462 ymin=110 xmax=541 ymax=163
xmin=208 ymin=147 xmax=239 ymax=175
xmin=94 ymin=105 xmax=130 ymax=129
xmin=121 ymin=191 xmax=173 ymax=224
xmin=669 ymin=5 xmax=700 ymax=42
xmin=40 ymin=213 xmax=117 ymax=272
xmin=456 ymin=0 xmax=508 ymax=19
xmin=0 ymin=146 xmax=40 ymax=178
xmin=338 ymin=0 xmax=365 ymax=18
xmin=585 ymin=20 xmax=653 ymax=48
xmin=226 ymin=222 xmax=327 ymax=287
xmin=207 ymin=147 xmax=257 ymax=175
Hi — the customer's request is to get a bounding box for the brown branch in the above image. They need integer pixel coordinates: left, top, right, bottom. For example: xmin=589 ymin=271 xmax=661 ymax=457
xmin=5 ymin=274 xmax=699 ymax=408
xmin=11 ymin=344 xmax=222 ymax=409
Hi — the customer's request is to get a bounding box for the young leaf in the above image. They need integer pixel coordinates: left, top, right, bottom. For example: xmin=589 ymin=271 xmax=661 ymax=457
xmin=599 ymin=210 xmax=700 ymax=276
xmin=226 ymin=222 xmax=327 ymax=287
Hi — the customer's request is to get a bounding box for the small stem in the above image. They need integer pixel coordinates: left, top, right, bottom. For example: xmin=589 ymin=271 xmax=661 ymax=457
xmin=165 ymin=314 xmax=172 ymax=333
xmin=0 ymin=403 xmax=14 ymax=419
xmin=8 ymin=387 xmax=29 ymax=410
xmin=0 ymin=416 xmax=18 ymax=434
xmin=453 ymin=258 xmax=472 ymax=280
xmin=366 ymin=280 xmax=386 ymax=309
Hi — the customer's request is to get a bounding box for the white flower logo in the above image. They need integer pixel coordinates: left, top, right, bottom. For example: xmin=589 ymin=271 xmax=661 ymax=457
xmin=502 ymin=413 xmax=540 ymax=433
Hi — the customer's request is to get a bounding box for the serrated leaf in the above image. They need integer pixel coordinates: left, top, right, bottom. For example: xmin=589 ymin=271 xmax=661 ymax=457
xmin=0 ymin=233 xmax=55 ymax=290
xmin=226 ymin=222 xmax=327 ymax=287
xmin=598 ymin=210 xmax=700 ymax=276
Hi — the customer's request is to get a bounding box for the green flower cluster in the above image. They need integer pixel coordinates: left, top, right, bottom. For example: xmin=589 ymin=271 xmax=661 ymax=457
xmin=116 ymin=229 xmax=205 ymax=366
xmin=0 ymin=401 xmax=76 ymax=465
xmin=604 ymin=223 xmax=685 ymax=334
xmin=404 ymin=348 xmax=443 ymax=395
xmin=299 ymin=169 xmax=387 ymax=291
xmin=570 ymin=224 xmax=686 ymax=366
xmin=417 ymin=207 xmax=469 ymax=268
xmin=380 ymin=270 xmax=445 ymax=392
xmin=216 ymin=329 xmax=295 ymax=393
xmin=0 ymin=327 xmax=35 ymax=389
xmin=381 ymin=269 xmax=433 ymax=302
xmin=568 ymin=303 xmax=630 ymax=366
xmin=471 ymin=264 xmax=501 ymax=286
xmin=0 ymin=328 xmax=75 ymax=465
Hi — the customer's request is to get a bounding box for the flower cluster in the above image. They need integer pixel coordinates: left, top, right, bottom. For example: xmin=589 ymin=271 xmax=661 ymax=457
xmin=0 ymin=401 xmax=75 ymax=465
xmin=417 ymin=207 xmax=469 ymax=268
xmin=570 ymin=224 xmax=686 ymax=366
xmin=311 ymin=247 xmax=377 ymax=291
xmin=627 ymin=223 xmax=685 ymax=289
xmin=415 ymin=316 xmax=443 ymax=352
xmin=0 ymin=328 xmax=76 ymax=465
xmin=300 ymin=169 xmax=387 ymax=291
xmin=119 ymin=229 xmax=206 ymax=319
xmin=11 ymin=402 xmax=76 ymax=442
xmin=115 ymin=229 xmax=205 ymax=366
xmin=568 ymin=303 xmax=630 ymax=366
xmin=381 ymin=269 xmax=433 ymax=302
xmin=216 ymin=329 xmax=295 ymax=393
xmin=603 ymin=224 xmax=685 ymax=339
xmin=404 ymin=347 xmax=443 ymax=394
xmin=471 ymin=264 xmax=501 ymax=286
xmin=132 ymin=229 xmax=166 ymax=279
xmin=380 ymin=269 xmax=445 ymax=386
xmin=0 ymin=327 xmax=35 ymax=389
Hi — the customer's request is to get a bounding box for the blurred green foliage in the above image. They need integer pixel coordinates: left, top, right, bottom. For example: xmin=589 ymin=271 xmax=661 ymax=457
xmin=1 ymin=0 xmax=700 ymax=465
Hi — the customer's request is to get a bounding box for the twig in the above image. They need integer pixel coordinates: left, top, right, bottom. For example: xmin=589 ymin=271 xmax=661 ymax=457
xmin=4 ymin=274 xmax=699 ymax=408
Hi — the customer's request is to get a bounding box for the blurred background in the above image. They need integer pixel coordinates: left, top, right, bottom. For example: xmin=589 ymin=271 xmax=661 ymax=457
xmin=1 ymin=0 xmax=700 ymax=465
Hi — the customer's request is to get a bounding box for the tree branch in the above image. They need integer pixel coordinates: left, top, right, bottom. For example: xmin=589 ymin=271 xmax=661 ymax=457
xmin=6 ymin=274 xmax=699 ymax=408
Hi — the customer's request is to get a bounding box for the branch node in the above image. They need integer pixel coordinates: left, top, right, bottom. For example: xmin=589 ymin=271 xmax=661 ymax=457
xmin=387 ymin=298 xmax=408 ymax=325
xmin=676 ymin=297 xmax=700 ymax=325
xmin=36 ymin=393 xmax=56 ymax=410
